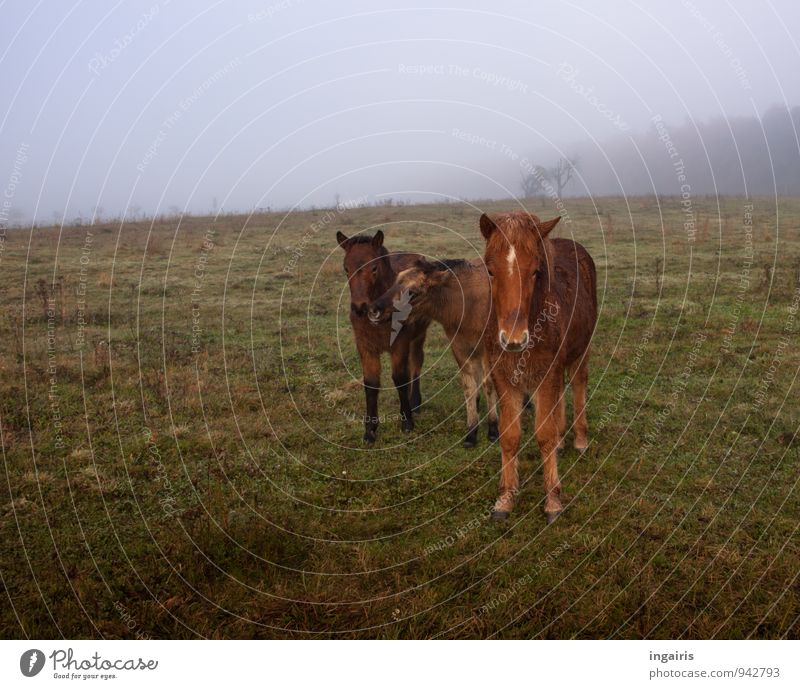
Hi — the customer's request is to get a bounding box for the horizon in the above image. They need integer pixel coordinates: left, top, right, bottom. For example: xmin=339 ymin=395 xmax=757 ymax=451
xmin=2 ymin=187 xmax=789 ymax=232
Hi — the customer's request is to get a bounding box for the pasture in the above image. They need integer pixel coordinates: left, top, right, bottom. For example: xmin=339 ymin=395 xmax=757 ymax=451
xmin=1 ymin=195 xmax=799 ymax=638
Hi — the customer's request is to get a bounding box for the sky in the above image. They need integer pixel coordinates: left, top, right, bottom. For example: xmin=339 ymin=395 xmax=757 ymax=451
xmin=1 ymin=0 xmax=799 ymax=222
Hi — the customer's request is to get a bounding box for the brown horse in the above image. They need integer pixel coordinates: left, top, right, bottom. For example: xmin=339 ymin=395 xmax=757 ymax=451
xmin=367 ymin=257 xmax=499 ymax=448
xmin=337 ymin=230 xmax=431 ymax=443
xmin=480 ymin=212 xmax=597 ymax=522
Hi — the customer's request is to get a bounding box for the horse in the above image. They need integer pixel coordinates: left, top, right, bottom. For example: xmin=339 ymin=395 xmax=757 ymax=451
xmin=337 ymin=230 xmax=431 ymax=443
xmin=367 ymin=257 xmax=499 ymax=448
xmin=480 ymin=211 xmax=597 ymax=522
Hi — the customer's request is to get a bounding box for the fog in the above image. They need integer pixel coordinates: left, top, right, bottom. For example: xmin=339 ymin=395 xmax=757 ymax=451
xmin=1 ymin=0 xmax=799 ymax=223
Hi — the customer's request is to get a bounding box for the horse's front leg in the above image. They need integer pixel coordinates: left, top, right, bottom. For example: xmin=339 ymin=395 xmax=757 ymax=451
xmin=408 ymin=328 xmax=426 ymax=413
xmin=492 ymin=385 xmax=524 ymax=519
xmin=390 ymin=337 xmax=414 ymax=433
xmin=480 ymin=350 xmax=499 ymax=442
xmin=358 ymin=347 xmax=381 ymax=444
xmin=535 ymin=371 xmax=565 ymax=522
xmin=556 ymin=382 xmax=566 ymax=453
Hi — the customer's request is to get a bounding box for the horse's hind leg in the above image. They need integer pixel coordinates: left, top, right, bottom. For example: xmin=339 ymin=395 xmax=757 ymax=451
xmin=569 ymin=349 xmax=590 ymax=453
xmin=460 ymin=358 xmax=481 ymax=448
xmin=409 ymin=330 xmax=426 ymax=412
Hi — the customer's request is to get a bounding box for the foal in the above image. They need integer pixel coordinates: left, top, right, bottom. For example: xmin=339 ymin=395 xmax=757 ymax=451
xmin=480 ymin=212 xmax=597 ymax=522
xmin=337 ymin=230 xmax=431 ymax=443
xmin=368 ymin=258 xmax=499 ymax=448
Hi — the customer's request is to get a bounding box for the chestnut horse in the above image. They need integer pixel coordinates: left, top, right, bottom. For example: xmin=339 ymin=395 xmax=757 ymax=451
xmin=337 ymin=230 xmax=431 ymax=443
xmin=367 ymin=257 xmax=499 ymax=448
xmin=480 ymin=212 xmax=597 ymax=522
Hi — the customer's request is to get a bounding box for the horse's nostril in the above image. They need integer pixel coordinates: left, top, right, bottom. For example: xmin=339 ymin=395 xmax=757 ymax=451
xmin=499 ymin=329 xmax=529 ymax=351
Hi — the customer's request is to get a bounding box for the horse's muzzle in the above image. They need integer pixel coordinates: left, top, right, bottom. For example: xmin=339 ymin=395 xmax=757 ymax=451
xmin=367 ymin=305 xmax=388 ymax=324
xmin=499 ymin=329 xmax=529 ymax=352
xmin=351 ymin=302 xmax=369 ymax=317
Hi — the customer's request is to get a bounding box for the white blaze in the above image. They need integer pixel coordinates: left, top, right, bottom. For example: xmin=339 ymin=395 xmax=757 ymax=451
xmin=506 ymin=245 xmax=517 ymax=276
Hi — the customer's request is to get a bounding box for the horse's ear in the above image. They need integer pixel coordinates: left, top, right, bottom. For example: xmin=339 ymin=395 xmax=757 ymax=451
xmin=424 ymin=266 xmax=450 ymax=286
xmin=336 ymin=231 xmax=349 ymax=248
xmin=479 ymin=214 xmax=497 ymax=240
xmin=534 ymin=216 xmax=561 ymax=239
xmin=372 ymin=230 xmax=384 ymax=248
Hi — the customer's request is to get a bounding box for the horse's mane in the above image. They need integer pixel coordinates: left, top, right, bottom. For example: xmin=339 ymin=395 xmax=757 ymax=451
xmin=422 ymin=258 xmax=471 ymax=272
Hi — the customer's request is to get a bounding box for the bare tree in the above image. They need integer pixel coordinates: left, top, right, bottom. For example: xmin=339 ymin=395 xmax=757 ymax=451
xmin=520 ymin=165 xmax=550 ymax=200
xmin=549 ymin=157 xmax=578 ymax=198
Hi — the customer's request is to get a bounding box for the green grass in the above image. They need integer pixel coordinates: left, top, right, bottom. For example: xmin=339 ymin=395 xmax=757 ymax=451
xmin=1 ymin=196 xmax=799 ymax=638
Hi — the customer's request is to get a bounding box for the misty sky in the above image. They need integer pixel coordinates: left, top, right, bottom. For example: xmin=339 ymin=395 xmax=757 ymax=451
xmin=1 ymin=0 xmax=799 ymax=222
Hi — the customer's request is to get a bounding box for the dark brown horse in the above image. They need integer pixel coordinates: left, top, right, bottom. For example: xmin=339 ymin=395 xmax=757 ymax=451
xmin=480 ymin=212 xmax=597 ymax=522
xmin=337 ymin=230 xmax=431 ymax=443
xmin=367 ymin=257 xmax=499 ymax=448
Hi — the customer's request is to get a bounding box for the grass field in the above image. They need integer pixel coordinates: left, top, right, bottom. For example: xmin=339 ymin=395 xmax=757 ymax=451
xmin=1 ymin=195 xmax=799 ymax=639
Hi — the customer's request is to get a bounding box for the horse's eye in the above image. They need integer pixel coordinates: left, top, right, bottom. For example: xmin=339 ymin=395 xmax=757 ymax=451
xmin=487 ymin=269 xmax=494 ymax=278
xmin=371 ymin=265 xmax=378 ymax=275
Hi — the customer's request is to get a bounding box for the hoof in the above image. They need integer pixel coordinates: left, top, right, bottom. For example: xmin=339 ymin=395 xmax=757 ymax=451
xmin=545 ymin=510 xmax=562 ymax=525
xmin=487 ymin=423 xmax=499 ymax=443
xmin=491 ymin=510 xmax=510 ymax=520
xmin=363 ymin=432 xmax=376 ymax=445
xmin=575 ymin=445 xmax=588 ymax=456
xmin=556 ymin=446 xmax=565 ymax=457
xmin=463 ymin=427 xmax=479 ymax=448
xmin=401 ymin=419 xmax=414 ymax=433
